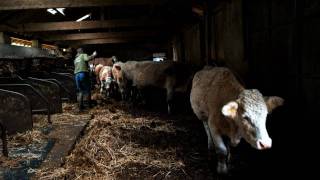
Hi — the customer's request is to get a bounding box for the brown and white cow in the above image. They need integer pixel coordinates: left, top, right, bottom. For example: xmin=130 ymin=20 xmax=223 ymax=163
xmin=190 ymin=66 xmax=284 ymax=174
xmin=112 ymin=60 xmax=193 ymax=113
xmin=98 ymin=65 xmax=115 ymax=97
xmin=93 ymin=64 xmax=104 ymax=85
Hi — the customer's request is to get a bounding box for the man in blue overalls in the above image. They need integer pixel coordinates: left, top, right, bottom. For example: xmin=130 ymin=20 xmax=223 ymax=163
xmin=74 ymin=48 xmax=97 ymax=112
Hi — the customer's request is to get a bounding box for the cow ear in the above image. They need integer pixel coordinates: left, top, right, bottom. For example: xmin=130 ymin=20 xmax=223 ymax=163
xmin=264 ymin=96 xmax=284 ymax=113
xmin=222 ymin=101 xmax=238 ymax=119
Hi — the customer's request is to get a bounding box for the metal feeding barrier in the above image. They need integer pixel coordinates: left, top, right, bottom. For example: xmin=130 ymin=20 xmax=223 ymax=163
xmin=0 ymin=77 xmax=62 ymax=114
xmin=49 ymin=72 xmax=76 ymax=102
xmin=0 ymin=89 xmax=33 ymax=156
xmin=31 ymin=72 xmax=77 ymax=102
xmin=44 ymin=78 xmax=73 ymax=102
xmin=0 ymin=84 xmax=51 ymax=124
xmin=26 ymin=77 xmax=62 ymax=113
xmin=0 ymin=45 xmax=72 ymax=157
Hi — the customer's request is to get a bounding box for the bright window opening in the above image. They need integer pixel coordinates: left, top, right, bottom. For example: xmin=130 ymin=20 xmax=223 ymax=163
xmin=153 ymin=52 xmax=166 ymax=62
xmin=10 ymin=37 xmax=32 ymax=47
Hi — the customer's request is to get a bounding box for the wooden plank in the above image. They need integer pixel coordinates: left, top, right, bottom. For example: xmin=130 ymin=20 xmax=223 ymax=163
xmin=40 ymin=116 xmax=90 ymax=168
xmin=69 ymin=38 xmax=145 ymax=45
xmin=45 ymin=31 xmax=160 ymax=41
xmin=0 ymin=0 xmax=164 ymax=10
xmin=0 ymin=18 xmax=166 ymax=32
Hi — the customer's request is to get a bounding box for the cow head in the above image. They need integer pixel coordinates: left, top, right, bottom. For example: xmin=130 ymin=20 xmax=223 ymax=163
xmin=111 ymin=56 xmax=118 ymax=63
xmin=222 ymin=89 xmax=284 ymax=150
xmin=112 ymin=63 xmax=128 ymax=99
xmin=95 ymin=64 xmax=104 ymax=76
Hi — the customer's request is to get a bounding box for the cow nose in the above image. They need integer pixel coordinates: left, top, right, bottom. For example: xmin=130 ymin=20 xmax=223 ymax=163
xmin=257 ymin=139 xmax=272 ymax=150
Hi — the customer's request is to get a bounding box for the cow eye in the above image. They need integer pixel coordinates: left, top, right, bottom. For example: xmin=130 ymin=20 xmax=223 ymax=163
xmin=243 ymin=116 xmax=250 ymax=121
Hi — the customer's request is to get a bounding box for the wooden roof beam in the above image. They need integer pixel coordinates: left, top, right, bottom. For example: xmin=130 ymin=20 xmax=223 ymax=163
xmin=44 ymin=31 xmax=161 ymax=41
xmin=0 ymin=18 xmax=166 ymax=32
xmin=68 ymin=38 xmax=145 ymax=45
xmin=0 ymin=0 xmax=165 ymax=10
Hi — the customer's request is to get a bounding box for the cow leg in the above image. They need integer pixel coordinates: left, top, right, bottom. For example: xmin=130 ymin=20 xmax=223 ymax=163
xmin=119 ymin=87 xmax=126 ymax=101
xmin=100 ymin=81 xmax=104 ymax=94
xmin=202 ymin=121 xmax=214 ymax=155
xmin=215 ymin=136 xmax=228 ymax=174
xmin=166 ymin=87 xmax=174 ymax=114
xmin=207 ymin=119 xmax=228 ymax=174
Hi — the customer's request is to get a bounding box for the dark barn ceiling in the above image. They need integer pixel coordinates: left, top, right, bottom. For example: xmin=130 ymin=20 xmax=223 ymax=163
xmin=0 ymin=0 xmax=201 ymax=48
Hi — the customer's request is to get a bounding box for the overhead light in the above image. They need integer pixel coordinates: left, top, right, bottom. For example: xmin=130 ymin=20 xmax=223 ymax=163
xmin=76 ymin=13 xmax=91 ymax=22
xmin=47 ymin=8 xmax=57 ymax=15
xmin=56 ymin=8 xmax=65 ymax=16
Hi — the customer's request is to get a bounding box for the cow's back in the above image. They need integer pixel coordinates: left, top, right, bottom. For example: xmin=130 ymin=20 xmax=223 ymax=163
xmin=133 ymin=61 xmax=173 ymax=87
xmin=190 ymin=67 xmax=244 ymax=121
xmin=93 ymin=58 xmax=114 ymax=66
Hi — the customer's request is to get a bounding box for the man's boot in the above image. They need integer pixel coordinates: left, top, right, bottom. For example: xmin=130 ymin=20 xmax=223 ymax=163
xmin=84 ymin=92 xmax=93 ymax=108
xmin=77 ymin=92 xmax=84 ymax=112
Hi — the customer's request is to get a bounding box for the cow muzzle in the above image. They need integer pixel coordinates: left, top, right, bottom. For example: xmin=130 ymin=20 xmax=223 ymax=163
xmin=256 ymin=138 xmax=272 ymax=150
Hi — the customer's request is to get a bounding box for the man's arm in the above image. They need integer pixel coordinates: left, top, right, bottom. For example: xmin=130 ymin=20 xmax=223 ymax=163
xmin=88 ymin=51 xmax=97 ymax=61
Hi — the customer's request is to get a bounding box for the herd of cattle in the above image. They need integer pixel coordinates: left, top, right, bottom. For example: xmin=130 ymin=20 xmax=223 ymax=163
xmin=89 ymin=57 xmax=284 ymax=174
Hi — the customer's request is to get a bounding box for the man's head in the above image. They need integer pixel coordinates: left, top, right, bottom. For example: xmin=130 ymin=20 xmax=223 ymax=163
xmin=77 ymin=48 xmax=84 ymax=54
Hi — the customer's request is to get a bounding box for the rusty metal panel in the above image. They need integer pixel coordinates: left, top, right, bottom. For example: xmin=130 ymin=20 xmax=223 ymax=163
xmin=0 ymin=89 xmax=33 ymax=135
xmin=26 ymin=78 xmax=62 ymax=113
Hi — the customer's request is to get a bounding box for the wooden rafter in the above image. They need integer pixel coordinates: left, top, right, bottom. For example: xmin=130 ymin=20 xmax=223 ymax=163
xmin=0 ymin=0 xmax=165 ymax=10
xmin=68 ymin=38 xmax=143 ymax=45
xmin=44 ymin=31 xmax=161 ymax=41
xmin=0 ymin=18 xmax=166 ymax=32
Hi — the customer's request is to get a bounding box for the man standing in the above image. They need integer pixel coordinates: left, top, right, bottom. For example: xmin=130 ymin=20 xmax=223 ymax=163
xmin=74 ymin=48 xmax=97 ymax=112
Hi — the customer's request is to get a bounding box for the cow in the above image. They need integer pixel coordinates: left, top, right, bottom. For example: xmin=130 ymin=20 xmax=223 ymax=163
xmin=112 ymin=60 xmax=193 ymax=114
xmin=190 ymin=66 xmax=284 ymax=174
xmin=93 ymin=64 xmax=104 ymax=85
xmin=89 ymin=56 xmax=117 ymax=85
xmin=111 ymin=61 xmax=136 ymax=101
xmin=98 ymin=65 xmax=116 ymax=97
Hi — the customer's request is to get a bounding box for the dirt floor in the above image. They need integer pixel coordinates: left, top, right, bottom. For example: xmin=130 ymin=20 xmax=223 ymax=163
xmin=1 ymin=94 xmax=278 ymax=179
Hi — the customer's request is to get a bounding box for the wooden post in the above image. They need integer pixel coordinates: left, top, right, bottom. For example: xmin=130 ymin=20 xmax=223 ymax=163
xmin=0 ymin=32 xmax=5 ymax=44
xmin=0 ymin=124 xmax=8 ymax=157
xmin=100 ymin=7 xmax=105 ymax=20
xmin=0 ymin=32 xmax=10 ymax=44
xmin=203 ymin=2 xmax=209 ymax=65
xmin=32 ymin=40 xmax=39 ymax=48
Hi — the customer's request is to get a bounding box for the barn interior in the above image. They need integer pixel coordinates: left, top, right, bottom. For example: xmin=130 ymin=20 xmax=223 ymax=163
xmin=0 ymin=0 xmax=315 ymax=179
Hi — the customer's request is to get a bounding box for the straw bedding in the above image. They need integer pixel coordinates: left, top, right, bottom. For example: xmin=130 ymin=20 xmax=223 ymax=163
xmin=2 ymin=97 xmax=215 ymax=179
